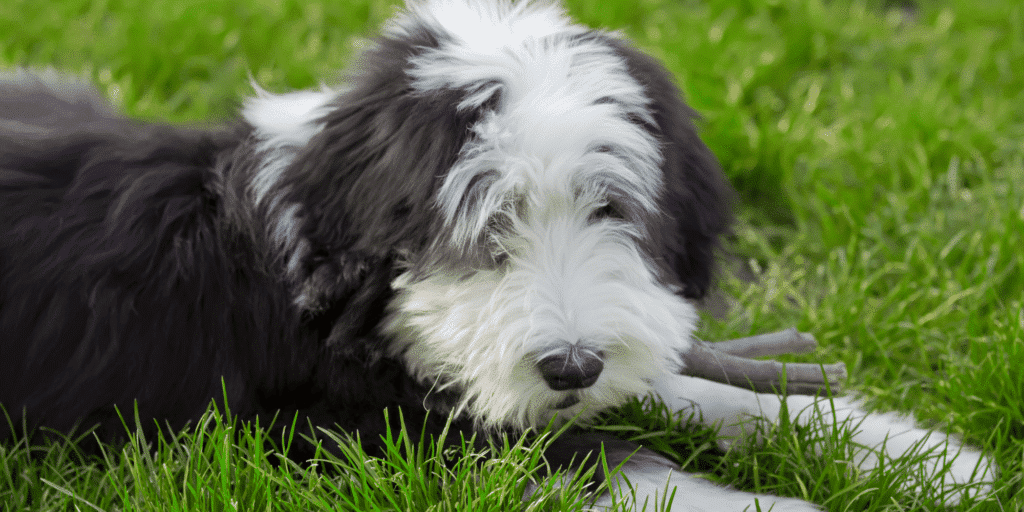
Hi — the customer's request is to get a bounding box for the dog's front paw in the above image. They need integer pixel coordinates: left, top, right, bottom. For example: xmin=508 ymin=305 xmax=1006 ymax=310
xmin=834 ymin=405 xmax=997 ymax=505
xmin=592 ymin=438 xmax=821 ymax=512
xmin=597 ymin=465 xmax=822 ymax=512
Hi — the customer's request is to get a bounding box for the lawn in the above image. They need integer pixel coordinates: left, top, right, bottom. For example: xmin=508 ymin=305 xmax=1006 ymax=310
xmin=2 ymin=0 xmax=1022 ymax=510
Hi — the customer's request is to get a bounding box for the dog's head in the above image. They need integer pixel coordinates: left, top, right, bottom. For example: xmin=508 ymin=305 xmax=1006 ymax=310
xmin=242 ymin=0 xmax=731 ymax=431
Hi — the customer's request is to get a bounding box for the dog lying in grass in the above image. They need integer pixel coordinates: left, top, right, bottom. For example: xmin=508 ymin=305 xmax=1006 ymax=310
xmin=0 ymin=0 xmax=994 ymax=509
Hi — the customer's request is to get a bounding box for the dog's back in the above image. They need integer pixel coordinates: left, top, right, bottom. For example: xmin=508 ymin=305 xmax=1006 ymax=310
xmin=0 ymin=70 xmax=117 ymax=128
xmin=0 ymin=72 xmax=256 ymax=441
xmin=1 ymin=71 xmax=123 ymax=215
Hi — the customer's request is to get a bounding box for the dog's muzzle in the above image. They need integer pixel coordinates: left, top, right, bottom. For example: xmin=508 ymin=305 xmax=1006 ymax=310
xmin=537 ymin=346 xmax=603 ymax=391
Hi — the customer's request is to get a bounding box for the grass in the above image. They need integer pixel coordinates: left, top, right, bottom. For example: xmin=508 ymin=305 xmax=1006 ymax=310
xmin=2 ymin=0 xmax=1022 ymax=509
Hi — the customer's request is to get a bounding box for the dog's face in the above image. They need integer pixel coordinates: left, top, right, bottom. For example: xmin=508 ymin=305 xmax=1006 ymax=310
xmin=243 ymin=0 xmax=731 ymax=431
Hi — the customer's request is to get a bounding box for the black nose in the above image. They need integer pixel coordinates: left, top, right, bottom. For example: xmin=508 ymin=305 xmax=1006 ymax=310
xmin=537 ymin=347 xmax=603 ymax=391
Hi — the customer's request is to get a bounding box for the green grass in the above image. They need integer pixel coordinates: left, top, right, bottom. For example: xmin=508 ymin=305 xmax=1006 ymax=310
xmin=2 ymin=0 xmax=1023 ymax=510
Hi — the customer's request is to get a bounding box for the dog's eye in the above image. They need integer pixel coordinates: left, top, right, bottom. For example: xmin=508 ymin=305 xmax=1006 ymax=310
xmin=590 ymin=202 xmax=624 ymax=222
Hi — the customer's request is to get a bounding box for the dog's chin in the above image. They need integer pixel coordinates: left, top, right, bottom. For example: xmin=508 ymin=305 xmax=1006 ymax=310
xmin=523 ymin=398 xmax=594 ymax=430
xmin=544 ymin=395 xmax=602 ymax=426
xmin=536 ymin=392 xmax=625 ymax=429
xmin=461 ymin=379 xmax=639 ymax=432
xmin=552 ymin=394 xmax=581 ymax=410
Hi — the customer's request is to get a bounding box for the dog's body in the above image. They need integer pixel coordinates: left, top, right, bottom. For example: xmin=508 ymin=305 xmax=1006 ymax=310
xmin=0 ymin=1 xmax=994 ymax=510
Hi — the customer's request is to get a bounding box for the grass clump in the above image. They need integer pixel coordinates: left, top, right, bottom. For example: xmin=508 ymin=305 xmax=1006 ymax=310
xmin=2 ymin=405 xmax=606 ymax=511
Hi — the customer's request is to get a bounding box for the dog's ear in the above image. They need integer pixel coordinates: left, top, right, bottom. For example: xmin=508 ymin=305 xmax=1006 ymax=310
xmin=277 ymin=32 xmax=488 ymax=327
xmin=611 ymin=39 xmax=734 ymax=299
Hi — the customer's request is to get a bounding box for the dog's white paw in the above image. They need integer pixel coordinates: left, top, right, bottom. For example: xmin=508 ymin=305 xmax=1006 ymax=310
xmin=594 ymin=465 xmax=821 ymax=512
xmin=819 ymin=398 xmax=997 ymax=505
xmin=652 ymin=376 xmax=996 ymax=506
xmin=592 ymin=441 xmax=821 ymax=512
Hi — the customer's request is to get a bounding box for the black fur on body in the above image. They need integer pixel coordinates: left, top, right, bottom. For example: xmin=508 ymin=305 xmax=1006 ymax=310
xmin=0 ymin=82 xmax=447 ymax=454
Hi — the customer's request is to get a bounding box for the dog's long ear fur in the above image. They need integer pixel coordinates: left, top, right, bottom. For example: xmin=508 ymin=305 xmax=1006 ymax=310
xmin=611 ymin=40 xmax=734 ymax=299
xmin=276 ymin=29 xmax=489 ymax=340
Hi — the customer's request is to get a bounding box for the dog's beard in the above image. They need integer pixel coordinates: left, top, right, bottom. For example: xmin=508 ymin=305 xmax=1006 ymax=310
xmin=383 ymin=216 xmax=697 ymax=430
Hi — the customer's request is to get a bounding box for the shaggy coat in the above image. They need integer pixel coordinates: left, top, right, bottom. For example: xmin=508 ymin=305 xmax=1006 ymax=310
xmin=0 ymin=6 xmax=726 ymax=453
xmin=0 ymin=1 xmax=993 ymax=510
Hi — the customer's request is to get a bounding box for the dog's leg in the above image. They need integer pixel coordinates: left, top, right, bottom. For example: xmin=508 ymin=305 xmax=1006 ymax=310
xmin=680 ymin=330 xmax=847 ymax=395
xmin=652 ymin=375 xmax=996 ymax=504
xmin=594 ymin=442 xmax=822 ymax=512
xmin=536 ymin=432 xmax=821 ymax=512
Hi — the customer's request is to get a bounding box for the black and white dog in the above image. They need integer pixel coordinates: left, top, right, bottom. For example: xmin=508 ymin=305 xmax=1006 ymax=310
xmin=0 ymin=0 xmax=993 ymax=509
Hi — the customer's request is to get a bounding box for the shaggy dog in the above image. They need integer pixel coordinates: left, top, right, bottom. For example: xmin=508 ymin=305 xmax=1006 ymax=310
xmin=0 ymin=0 xmax=993 ymax=509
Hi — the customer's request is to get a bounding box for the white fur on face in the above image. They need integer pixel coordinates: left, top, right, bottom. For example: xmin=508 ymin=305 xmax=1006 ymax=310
xmin=385 ymin=215 xmax=696 ymax=430
xmin=401 ymin=0 xmax=663 ymax=252
xmin=382 ymin=0 xmax=694 ymax=429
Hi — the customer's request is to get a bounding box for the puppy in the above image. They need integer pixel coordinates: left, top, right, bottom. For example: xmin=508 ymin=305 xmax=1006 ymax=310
xmin=0 ymin=1 xmax=993 ymax=510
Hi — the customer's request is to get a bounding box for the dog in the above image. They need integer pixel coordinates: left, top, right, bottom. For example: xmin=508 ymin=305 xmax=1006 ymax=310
xmin=0 ymin=0 xmax=994 ymax=510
